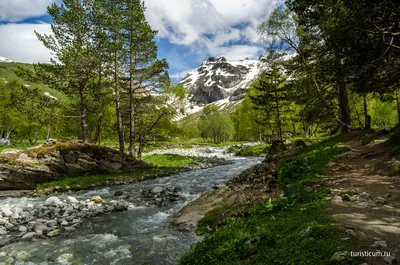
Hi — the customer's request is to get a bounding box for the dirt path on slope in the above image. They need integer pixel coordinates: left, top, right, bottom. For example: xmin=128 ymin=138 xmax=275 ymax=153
xmin=323 ymin=136 xmax=400 ymax=265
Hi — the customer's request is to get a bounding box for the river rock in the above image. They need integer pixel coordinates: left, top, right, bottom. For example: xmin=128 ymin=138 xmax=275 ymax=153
xmin=18 ymin=226 xmax=27 ymax=232
xmin=64 ymin=226 xmax=76 ymax=232
xmin=45 ymin=197 xmax=63 ymax=206
xmin=47 ymin=229 xmax=61 ymax=237
xmin=151 ymin=187 xmax=163 ymax=194
xmin=90 ymin=196 xmax=103 ymax=203
xmin=56 ymin=253 xmax=74 ymax=262
xmin=0 ymin=229 xmax=7 ymax=235
xmin=0 ymin=206 xmax=12 ymax=217
xmin=16 ymin=250 xmax=31 ymax=260
xmin=114 ymin=191 xmax=124 ymax=197
xmin=66 ymin=196 xmax=79 ymax=204
xmin=46 ymin=220 xmax=57 ymax=227
xmin=21 ymin=232 xmax=36 ymax=241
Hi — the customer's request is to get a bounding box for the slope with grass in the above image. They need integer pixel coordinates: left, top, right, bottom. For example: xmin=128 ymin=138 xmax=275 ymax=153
xmin=0 ymin=62 xmax=66 ymax=101
xmin=178 ymin=135 xmax=369 ymax=265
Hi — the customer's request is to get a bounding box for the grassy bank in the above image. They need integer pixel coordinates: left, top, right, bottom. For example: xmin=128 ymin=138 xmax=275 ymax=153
xmin=36 ymin=154 xmax=197 ymax=192
xmin=179 ymin=134 xmax=362 ymax=265
xmin=225 ymin=144 xmax=270 ymax=157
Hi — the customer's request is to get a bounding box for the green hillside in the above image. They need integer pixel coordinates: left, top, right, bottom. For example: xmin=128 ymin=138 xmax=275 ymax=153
xmin=0 ymin=62 xmax=67 ymax=101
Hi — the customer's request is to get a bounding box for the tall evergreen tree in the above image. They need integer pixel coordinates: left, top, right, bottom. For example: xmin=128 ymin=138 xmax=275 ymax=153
xmin=120 ymin=0 xmax=169 ymax=157
xmin=35 ymin=0 xmax=98 ymax=142
xmin=250 ymin=64 xmax=291 ymax=142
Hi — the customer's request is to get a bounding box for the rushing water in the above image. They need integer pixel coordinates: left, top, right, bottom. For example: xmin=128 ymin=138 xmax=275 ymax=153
xmin=0 ymin=149 xmax=262 ymax=265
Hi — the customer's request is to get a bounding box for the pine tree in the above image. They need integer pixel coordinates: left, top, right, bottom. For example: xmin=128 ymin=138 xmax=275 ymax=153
xmin=120 ymin=0 xmax=169 ymax=157
xmin=35 ymin=0 xmax=98 ymax=142
xmin=249 ymin=64 xmax=291 ymax=142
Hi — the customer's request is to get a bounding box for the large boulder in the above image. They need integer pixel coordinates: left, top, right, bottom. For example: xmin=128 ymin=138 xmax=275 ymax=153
xmin=0 ymin=141 xmax=150 ymax=190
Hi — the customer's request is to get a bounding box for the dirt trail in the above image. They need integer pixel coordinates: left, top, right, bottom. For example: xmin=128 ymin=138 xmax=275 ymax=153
xmin=324 ymin=136 xmax=400 ymax=264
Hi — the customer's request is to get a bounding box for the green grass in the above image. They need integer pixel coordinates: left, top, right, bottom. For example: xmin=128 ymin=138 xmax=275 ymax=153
xmin=179 ymin=133 xmax=361 ymax=265
xmin=0 ymin=140 xmax=47 ymax=153
xmin=36 ymin=154 xmax=197 ymax=191
xmin=142 ymin=154 xmax=196 ymax=168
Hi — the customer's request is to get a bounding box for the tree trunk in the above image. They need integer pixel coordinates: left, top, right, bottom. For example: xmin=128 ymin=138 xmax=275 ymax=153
xmin=113 ymin=23 xmax=124 ymax=154
xmin=292 ymin=122 xmax=296 ymax=136
xmin=363 ymin=94 xmax=371 ymax=130
xmin=274 ymin=78 xmax=283 ymax=142
xmin=337 ymin=73 xmax=351 ymax=132
xmin=129 ymin=33 xmax=136 ymax=157
xmin=79 ymin=85 xmax=88 ymax=142
xmin=115 ymin=89 xmax=124 ymax=153
xmin=137 ymin=137 xmax=145 ymax=160
xmin=93 ymin=113 xmax=103 ymax=145
xmin=396 ymin=89 xmax=400 ymax=125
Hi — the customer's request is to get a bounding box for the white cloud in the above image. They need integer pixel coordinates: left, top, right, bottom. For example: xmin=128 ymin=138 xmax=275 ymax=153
xmin=144 ymin=0 xmax=280 ymax=60
xmin=216 ymin=45 xmax=265 ymax=61
xmin=0 ymin=23 xmax=52 ymax=63
xmin=0 ymin=0 xmax=55 ymax=22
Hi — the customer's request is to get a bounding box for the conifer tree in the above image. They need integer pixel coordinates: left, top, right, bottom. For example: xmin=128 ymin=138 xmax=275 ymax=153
xmin=250 ymin=64 xmax=291 ymax=142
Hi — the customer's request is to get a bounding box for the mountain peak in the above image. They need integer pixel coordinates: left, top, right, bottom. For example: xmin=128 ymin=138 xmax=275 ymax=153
xmin=203 ymin=56 xmax=228 ymax=64
xmin=180 ymin=57 xmax=264 ymax=105
xmin=0 ymin=56 xmax=13 ymax=63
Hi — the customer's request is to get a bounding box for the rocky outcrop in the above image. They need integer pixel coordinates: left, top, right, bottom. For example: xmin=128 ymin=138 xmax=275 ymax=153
xmin=0 ymin=142 xmax=150 ymax=190
xmin=171 ymin=160 xmax=281 ymax=231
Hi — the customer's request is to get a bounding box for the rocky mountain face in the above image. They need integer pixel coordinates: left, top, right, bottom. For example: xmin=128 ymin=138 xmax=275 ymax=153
xmin=178 ymin=52 xmax=295 ymax=116
xmin=179 ymin=57 xmax=263 ymax=105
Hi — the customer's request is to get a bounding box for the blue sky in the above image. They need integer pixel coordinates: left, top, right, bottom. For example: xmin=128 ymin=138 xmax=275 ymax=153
xmin=0 ymin=0 xmax=279 ymax=80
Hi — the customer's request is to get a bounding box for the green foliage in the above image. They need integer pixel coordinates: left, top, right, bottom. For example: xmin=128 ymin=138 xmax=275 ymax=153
xmin=231 ymin=96 xmax=264 ymax=141
xmin=249 ymin=63 xmax=292 ymax=141
xmin=198 ymin=107 xmax=234 ymax=143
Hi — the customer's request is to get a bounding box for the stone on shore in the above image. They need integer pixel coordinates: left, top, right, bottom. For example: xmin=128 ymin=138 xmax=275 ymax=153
xmin=90 ymin=196 xmax=103 ymax=203
xmin=45 ymin=197 xmax=63 ymax=206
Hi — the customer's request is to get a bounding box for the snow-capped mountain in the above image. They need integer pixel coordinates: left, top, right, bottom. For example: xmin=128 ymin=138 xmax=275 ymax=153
xmin=179 ymin=57 xmax=263 ymax=105
xmin=0 ymin=56 xmax=13 ymax=63
xmin=177 ymin=52 xmax=295 ymax=119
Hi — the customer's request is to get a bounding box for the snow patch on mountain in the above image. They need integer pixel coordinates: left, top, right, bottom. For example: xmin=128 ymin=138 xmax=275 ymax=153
xmin=0 ymin=56 xmax=13 ymax=63
xmin=179 ymin=57 xmax=266 ymax=106
xmin=176 ymin=52 xmax=295 ymax=120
